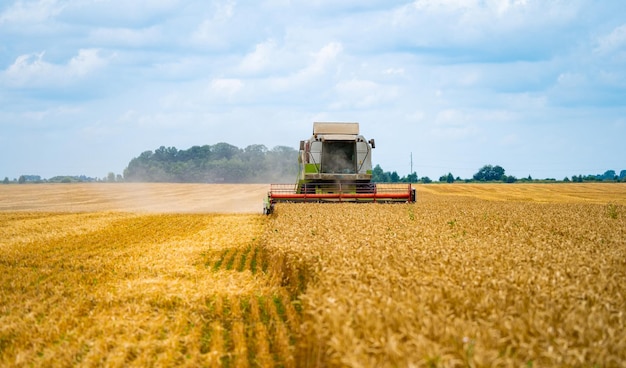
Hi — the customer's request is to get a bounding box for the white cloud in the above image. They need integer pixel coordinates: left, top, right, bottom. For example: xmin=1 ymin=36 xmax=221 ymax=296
xmin=429 ymin=108 xmax=514 ymax=140
xmin=0 ymin=0 xmax=65 ymax=24
xmin=16 ymin=105 xmax=81 ymax=122
xmin=503 ymin=92 xmax=547 ymax=110
xmin=5 ymin=51 xmax=51 ymax=85
xmin=68 ymin=49 xmax=109 ymax=76
xmin=239 ymin=39 xmax=278 ymax=74
xmin=431 ymin=119 xmax=477 ymax=140
xmin=383 ymin=67 xmax=405 ymax=75
xmin=303 ymin=42 xmax=343 ymax=77
xmin=410 ymin=0 xmax=479 ymax=12
xmin=594 ymin=24 xmax=626 ymax=57
xmin=556 ymin=72 xmax=586 ymax=88
xmin=391 ymin=0 xmax=581 ymax=50
xmin=88 ymin=26 xmax=161 ymax=47
xmin=268 ymin=42 xmax=343 ymax=90
xmin=190 ymin=0 xmax=237 ymax=47
xmin=331 ymin=79 xmax=398 ymax=109
xmin=210 ymin=78 xmax=243 ymax=97
xmin=2 ymin=49 xmax=110 ymax=88
xmin=57 ymin=0 xmax=183 ymax=27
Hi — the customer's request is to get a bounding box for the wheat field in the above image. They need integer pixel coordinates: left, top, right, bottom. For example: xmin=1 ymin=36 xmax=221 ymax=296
xmin=1 ymin=183 xmax=624 ymax=367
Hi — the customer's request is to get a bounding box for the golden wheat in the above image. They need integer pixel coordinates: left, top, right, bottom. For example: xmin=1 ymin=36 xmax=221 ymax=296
xmin=0 ymin=211 xmax=299 ymax=367
xmin=265 ymin=189 xmax=626 ymax=367
xmin=2 ymin=183 xmax=624 ymax=367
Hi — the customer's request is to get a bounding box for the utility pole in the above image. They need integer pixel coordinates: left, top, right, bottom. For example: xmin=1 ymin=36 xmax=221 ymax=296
xmin=410 ymin=152 xmax=413 ymax=174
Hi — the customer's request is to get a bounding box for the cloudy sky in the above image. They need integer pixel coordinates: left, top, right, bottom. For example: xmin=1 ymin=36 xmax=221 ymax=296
xmin=1 ymin=0 xmax=625 ymax=181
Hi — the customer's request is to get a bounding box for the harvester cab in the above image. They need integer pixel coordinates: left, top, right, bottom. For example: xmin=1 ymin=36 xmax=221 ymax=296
xmin=264 ymin=122 xmax=415 ymax=214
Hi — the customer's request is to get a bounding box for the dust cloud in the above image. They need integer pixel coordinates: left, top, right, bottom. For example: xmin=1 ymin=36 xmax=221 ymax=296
xmin=0 ymin=183 xmax=270 ymax=214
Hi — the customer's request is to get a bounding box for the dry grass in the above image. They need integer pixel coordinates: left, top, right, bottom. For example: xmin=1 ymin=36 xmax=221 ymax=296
xmin=1 ymin=183 xmax=624 ymax=367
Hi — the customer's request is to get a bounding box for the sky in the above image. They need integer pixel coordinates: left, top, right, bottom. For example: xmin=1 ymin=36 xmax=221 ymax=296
xmin=1 ymin=0 xmax=625 ymax=181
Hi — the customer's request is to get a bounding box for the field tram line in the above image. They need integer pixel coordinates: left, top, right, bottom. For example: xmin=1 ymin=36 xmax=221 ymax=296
xmin=199 ymin=233 xmax=308 ymax=366
xmin=198 ymin=292 xmax=298 ymax=366
xmin=205 ymin=245 xmax=267 ymax=274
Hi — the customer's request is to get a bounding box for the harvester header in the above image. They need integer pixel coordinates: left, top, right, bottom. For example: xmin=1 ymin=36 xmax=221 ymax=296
xmin=264 ymin=122 xmax=415 ymax=214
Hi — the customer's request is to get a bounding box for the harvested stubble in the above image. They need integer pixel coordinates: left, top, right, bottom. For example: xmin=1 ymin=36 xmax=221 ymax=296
xmin=0 ymin=212 xmax=299 ymax=367
xmin=265 ymin=189 xmax=626 ymax=367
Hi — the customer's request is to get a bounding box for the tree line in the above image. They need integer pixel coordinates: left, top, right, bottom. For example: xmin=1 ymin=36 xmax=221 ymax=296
xmin=372 ymin=164 xmax=626 ymax=184
xmin=122 ymin=143 xmax=298 ymax=183
xmin=4 ymin=148 xmax=625 ymax=184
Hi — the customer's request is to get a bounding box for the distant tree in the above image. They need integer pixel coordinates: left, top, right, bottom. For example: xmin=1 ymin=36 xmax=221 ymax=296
xmin=620 ymin=170 xmax=626 ymax=181
xmin=123 ymin=143 xmax=297 ymax=183
xmin=2 ymin=177 xmax=8 ymax=184
xmin=563 ymin=177 xmax=570 ymax=182
xmin=438 ymin=173 xmax=454 ymax=183
xmin=602 ymin=170 xmax=616 ymax=181
xmin=503 ymin=175 xmax=517 ymax=183
xmin=473 ymin=165 xmax=505 ymax=181
xmin=372 ymin=164 xmax=394 ymax=182
xmin=390 ymin=171 xmax=400 ymax=183
xmin=154 ymin=146 xmax=178 ymax=161
xmin=242 ymin=144 xmax=268 ymax=163
xmin=116 ymin=174 xmax=124 ymax=182
xmin=405 ymin=172 xmax=418 ymax=183
xmin=421 ymin=176 xmax=432 ymax=184
xmin=371 ymin=165 xmax=383 ymax=182
xmin=107 ymin=172 xmax=116 ymax=182
xmin=212 ymin=142 xmax=241 ymax=160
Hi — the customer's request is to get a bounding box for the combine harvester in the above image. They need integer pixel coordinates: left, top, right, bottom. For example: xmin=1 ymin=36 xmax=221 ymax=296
xmin=264 ymin=122 xmax=415 ymax=214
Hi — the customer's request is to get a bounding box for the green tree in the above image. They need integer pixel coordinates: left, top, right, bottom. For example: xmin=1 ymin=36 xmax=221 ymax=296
xmin=405 ymin=172 xmax=418 ymax=183
xmin=212 ymin=142 xmax=240 ymax=160
xmin=439 ymin=173 xmax=454 ymax=183
xmin=503 ymin=175 xmax=517 ymax=183
xmin=390 ymin=171 xmax=400 ymax=183
xmin=372 ymin=164 xmax=385 ymax=182
xmin=473 ymin=165 xmax=505 ymax=181
xmin=123 ymin=143 xmax=297 ymax=183
xmin=602 ymin=170 xmax=617 ymax=181
xmin=2 ymin=177 xmax=9 ymax=184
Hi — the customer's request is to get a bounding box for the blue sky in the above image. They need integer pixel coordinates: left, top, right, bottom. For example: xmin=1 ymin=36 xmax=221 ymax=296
xmin=1 ymin=0 xmax=625 ymax=181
